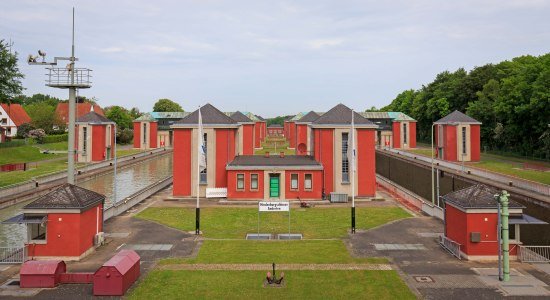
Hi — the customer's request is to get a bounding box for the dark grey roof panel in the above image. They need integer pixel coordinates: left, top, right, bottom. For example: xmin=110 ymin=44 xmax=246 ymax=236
xmin=298 ymin=111 xmax=320 ymax=123
xmin=230 ymin=111 xmax=253 ymax=123
xmin=442 ymin=184 xmax=523 ymax=209
xmin=434 ymin=110 xmax=481 ymax=124
xmin=312 ymin=104 xmax=375 ymax=125
xmin=76 ymin=111 xmax=114 ymax=124
xmin=24 ymin=183 xmax=105 ymax=210
xmin=227 ymin=155 xmax=322 ymax=167
xmin=175 ymin=103 xmax=236 ymax=125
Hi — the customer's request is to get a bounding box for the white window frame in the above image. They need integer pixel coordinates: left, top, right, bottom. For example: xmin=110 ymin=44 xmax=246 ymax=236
xmin=290 ymin=173 xmax=299 ymax=190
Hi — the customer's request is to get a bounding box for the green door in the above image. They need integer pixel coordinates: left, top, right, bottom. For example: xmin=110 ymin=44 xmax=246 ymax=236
xmin=269 ymin=175 xmax=280 ymax=198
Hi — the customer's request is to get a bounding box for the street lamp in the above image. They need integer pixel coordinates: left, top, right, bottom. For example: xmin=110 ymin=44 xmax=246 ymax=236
xmin=27 ymin=8 xmax=91 ymax=185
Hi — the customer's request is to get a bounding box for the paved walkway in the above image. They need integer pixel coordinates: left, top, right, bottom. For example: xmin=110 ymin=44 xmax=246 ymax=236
xmin=381 ymin=148 xmax=550 ymax=197
xmin=349 ymin=216 xmax=550 ymax=299
xmin=159 ymin=263 xmax=393 ymax=271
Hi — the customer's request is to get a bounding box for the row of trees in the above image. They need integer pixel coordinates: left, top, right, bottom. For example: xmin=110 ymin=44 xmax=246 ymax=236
xmin=380 ymin=53 xmax=550 ymax=159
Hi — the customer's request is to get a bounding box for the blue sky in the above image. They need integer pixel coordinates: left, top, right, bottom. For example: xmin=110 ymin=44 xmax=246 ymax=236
xmin=1 ymin=0 xmax=549 ymax=117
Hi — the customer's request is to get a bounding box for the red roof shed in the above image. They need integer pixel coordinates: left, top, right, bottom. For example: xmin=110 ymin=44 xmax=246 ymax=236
xmin=20 ymin=260 xmax=66 ymax=288
xmin=93 ymin=250 xmax=141 ymax=296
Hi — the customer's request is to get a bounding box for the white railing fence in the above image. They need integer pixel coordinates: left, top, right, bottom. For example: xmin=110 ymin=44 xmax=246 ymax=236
xmin=0 ymin=246 xmax=27 ymax=264
xmin=518 ymin=246 xmax=550 ymax=263
xmin=439 ymin=235 xmax=462 ymax=259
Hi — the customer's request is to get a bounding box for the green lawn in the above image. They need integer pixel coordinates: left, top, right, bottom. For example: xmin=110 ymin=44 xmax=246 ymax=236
xmin=116 ymin=148 xmax=144 ymax=157
xmin=135 ymin=207 xmax=411 ymax=239
xmin=161 ymin=240 xmax=387 ymax=265
xmin=0 ymin=144 xmax=62 ymax=164
xmin=0 ymin=160 xmax=69 ymax=187
xmin=36 ymin=141 xmax=68 ymax=151
xmin=406 ymin=148 xmax=434 ymax=157
xmin=129 ymin=270 xmax=415 ymax=300
xmin=472 ymin=154 xmax=550 ymax=185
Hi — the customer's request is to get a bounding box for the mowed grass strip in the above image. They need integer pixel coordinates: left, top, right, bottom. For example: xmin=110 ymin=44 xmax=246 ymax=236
xmin=161 ymin=240 xmax=388 ymax=265
xmin=135 ymin=207 xmax=411 ymax=239
xmin=129 ymin=270 xmax=415 ymax=300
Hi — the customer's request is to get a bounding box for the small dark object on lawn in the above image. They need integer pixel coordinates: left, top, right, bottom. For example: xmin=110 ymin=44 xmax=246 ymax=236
xmin=299 ymin=198 xmax=314 ymax=208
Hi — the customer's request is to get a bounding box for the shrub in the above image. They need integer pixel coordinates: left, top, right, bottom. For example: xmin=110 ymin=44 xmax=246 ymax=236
xmin=117 ymin=128 xmax=134 ymax=144
xmin=43 ymin=134 xmax=68 ymax=144
xmin=27 ymin=129 xmax=46 ymax=143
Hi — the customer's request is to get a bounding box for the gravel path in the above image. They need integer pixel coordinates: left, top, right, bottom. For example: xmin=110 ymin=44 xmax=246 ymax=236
xmin=158 ymin=263 xmax=393 ymax=271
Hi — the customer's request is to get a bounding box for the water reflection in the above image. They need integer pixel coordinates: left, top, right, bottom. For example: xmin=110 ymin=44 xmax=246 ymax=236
xmin=0 ymin=154 xmax=172 ymax=246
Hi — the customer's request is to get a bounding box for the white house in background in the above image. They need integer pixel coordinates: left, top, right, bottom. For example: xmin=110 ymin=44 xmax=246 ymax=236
xmin=0 ymin=104 xmax=32 ymax=142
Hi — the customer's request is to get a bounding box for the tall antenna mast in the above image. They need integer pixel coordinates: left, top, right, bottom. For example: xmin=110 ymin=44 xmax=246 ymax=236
xmin=27 ymin=7 xmax=92 ymax=185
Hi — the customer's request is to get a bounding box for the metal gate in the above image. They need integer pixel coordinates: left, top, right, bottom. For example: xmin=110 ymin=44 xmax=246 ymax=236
xmin=0 ymin=246 xmax=27 ymax=264
xmin=518 ymin=246 xmax=550 ymax=263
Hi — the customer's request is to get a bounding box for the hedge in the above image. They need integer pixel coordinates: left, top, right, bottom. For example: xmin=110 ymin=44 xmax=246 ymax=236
xmin=43 ymin=134 xmax=68 ymax=144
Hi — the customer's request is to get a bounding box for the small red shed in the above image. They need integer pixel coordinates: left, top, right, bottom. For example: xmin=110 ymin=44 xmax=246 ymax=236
xmin=93 ymin=250 xmax=141 ymax=296
xmin=133 ymin=113 xmax=158 ymax=150
xmin=434 ymin=110 xmax=481 ymax=162
xmin=20 ymin=260 xmax=66 ymax=288
xmin=75 ymin=111 xmax=116 ymax=163
xmin=443 ymin=184 xmax=546 ymax=260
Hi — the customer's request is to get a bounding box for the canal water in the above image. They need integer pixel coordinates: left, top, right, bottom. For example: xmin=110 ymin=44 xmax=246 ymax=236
xmin=376 ymin=151 xmax=550 ymax=245
xmin=0 ymin=154 xmax=172 ymax=247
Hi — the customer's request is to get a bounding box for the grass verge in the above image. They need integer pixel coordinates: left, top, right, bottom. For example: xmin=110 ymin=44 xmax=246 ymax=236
xmin=135 ymin=207 xmax=411 ymax=239
xmin=129 ymin=270 xmax=415 ymax=299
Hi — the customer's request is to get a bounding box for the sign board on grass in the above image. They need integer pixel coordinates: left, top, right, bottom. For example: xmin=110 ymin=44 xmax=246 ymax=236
xmin=259 ymin=201 xmax=290 ymax=212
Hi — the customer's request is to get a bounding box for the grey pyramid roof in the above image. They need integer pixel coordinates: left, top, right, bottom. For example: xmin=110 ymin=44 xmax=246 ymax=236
xmin=255 ymin=114 xmax=266 ymax=121
xmin=442 ymin=184 xmax=523 ymax=209
xmin=312 ymin=104 xmax=376 ymax=127
xmin=24 ymin=183 xmax=105 ymax=211
xmin=230 ymin=111 xmax=254 ymax=123
xmin=434 ymin=110 xmax=481 ymax=124
xmin=174 ymin=104 xmax=237 ymax=126
xmin=297 ymin=111 xmax=320 ymax=123
xmin=284 ymin=115 xmax=296 ymax=122
xmin=76 ymin=111 xmax=115 ymax=124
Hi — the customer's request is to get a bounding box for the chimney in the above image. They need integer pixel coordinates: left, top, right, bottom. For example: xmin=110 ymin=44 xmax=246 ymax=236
xmin=264 ymin=152 xmax=270 ymax=158
xmin=280 ymin=152 xmax=285 ymax=158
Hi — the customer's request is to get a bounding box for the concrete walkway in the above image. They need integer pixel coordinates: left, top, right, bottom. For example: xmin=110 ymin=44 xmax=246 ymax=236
xmin=349 ymin=216 xmax=550 ymax=299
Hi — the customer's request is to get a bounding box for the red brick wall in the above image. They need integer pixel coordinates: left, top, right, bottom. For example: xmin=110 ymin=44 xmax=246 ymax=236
xmin=133 ymin=122 xmax=140 ymax=148
xmin=173 ymin=129 xmax=192 ymax=196
xmin=392 ymin=122 xmax=401 ymax=149
xmin=289 ymin=122 xmax=296 ymax=148
xmin=470 ymin=124 xmax=480 ymax=162
xmin=254 ymin=122 xmax=262 ymax=148
xmin=314 ymin=128 xmax=334 ymax=195
xmin=227 ymin=170 xmax=264 ymax=199
xmin=409 ymin=122 xmax=417 ymax=148
xmin=445 ymin=204 xmax=468 ymax=251
xmin=296 ymin=124 xmax=308 ymax=155
xmin=242 ymin=124 xmax=254 ymax=155
xmin=357 ymin=129 xmax=376 ymax=196
xmin=91 ymin=125 xmax=106 ymax=161
xmin=215 ymin=129 xmax=236 ymax=188
xmin=444 ymin=125 xmax=457 ymax=161
xmin=149 ymin=122 xmax=158 ymax=148
xmin=284 ymin=170 xmax=323 ymax=200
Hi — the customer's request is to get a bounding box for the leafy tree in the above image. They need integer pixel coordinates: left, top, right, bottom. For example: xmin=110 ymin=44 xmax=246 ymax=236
xmin=117 ymin=128 xmax=134 ymax=144
xmin=0 ymin=39 xmax=24 ymax=102
xmin=267 ymin=115 xmax=292 ymax=126
xmin=153 ymin=98 xmax=183 ymax=112
xmin=25 ymin=102 xmax=61 ymax=134
xmin=105 ymin=106 xmax=133 ymax=130
xmin=16 ymin=123 xmax=35 ymax=138
xmin=129 ymin=107 xmax=142 ymax=119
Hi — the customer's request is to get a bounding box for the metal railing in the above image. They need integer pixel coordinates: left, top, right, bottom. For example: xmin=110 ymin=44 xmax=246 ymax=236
xmin=439 ymin=235 xmax=461 ymax=259
xmin=0 ymin=246 xmax=27 ymax=264
xmin=518 ymin=246 xmax=550 ymax=263
xmin=46 ymin=67 xmax=92 ymax=88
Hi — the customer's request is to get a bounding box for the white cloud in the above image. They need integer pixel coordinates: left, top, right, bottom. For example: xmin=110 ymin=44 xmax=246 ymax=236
xmin=307 ymin=39 xmax=344 ymax=49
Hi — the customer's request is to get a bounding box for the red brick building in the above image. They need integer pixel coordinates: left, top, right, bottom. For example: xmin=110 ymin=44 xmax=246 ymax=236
xmin=133 ymin=113 xmax=158 ymax=150
xmin=75 ymin=112 xmax=115 ymax=163
xmin=228 ymin=111 xmax=255 ymax=155
xmin=435 ymin=110 xmax=481 ymax=162
xmin=295 ymin=111 xmax=320 ymax=155
xmin=3 ymin=184 xmax=104 ymax=260
xmin=443 ymin=184 xmax=545 ymax=260
xmin=267 ymin=124 xmax=284 ymax=136
xmin=0 ymin=103 xmax=32 ymax=142
xmin=172 ymin=103 xmax=378 ymax=200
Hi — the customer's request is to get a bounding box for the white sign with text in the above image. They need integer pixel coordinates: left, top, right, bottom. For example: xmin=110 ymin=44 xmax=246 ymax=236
xmin=258 ymin=201 xmax=290 ymax=212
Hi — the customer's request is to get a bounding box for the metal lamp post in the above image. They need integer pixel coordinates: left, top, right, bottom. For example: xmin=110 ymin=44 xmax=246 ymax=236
xmin=27 ymin=8 xmax=91 ymax=184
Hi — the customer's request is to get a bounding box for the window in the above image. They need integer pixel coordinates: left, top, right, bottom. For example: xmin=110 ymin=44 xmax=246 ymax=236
xmin=82 ymin=127 xmax=88 ymax=154
xmin=462 ymin=127 xmax=467 ymax=155
xmin=237 ymin=174 xmax=245 ymax=190
xmin=291 ymin=173 xmax=298 ymax=189
xmin=251 ymin=174 xmax=258 ymax=190
xmin=304 ymin=174 xmax=312 ymax=189
xmin=1 ymin=118 xmax=6 ymax=125
xmin=403 ymin=123 xmax=408 ymax=144
xmin=342 ymin=133 xmax=349 ymax=182
xmin=200 ymin=133 xmax=207 ymax=184
xmin=143 ymin=123 xmax=147 ymax=144
xmin=29 ymin=223 xmax=46 ymax=241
